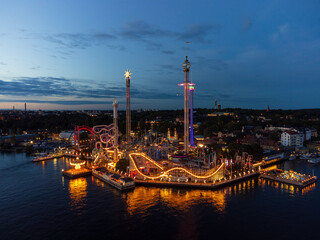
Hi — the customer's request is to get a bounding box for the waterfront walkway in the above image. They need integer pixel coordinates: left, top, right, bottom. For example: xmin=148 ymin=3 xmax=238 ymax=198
xmin=134 ymin=170 xmax=260 ymax=189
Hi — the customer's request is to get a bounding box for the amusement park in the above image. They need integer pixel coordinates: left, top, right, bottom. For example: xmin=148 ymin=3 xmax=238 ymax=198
xmin=40 ymin=52 xmax=263 ymax=191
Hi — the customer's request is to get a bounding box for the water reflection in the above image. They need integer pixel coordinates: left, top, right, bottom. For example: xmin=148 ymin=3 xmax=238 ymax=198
xmin=91 ymin=176 xmax=105 ymax=188
xmin=124 ymin=178 xmax=259 ymax=215
xmin=260 ymin=178 xmax=316 ymax=195
xmin=68 ymin=178 xmax=88 ymax=211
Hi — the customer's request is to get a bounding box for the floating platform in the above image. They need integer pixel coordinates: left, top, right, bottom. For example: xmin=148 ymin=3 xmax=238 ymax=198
xmin=62 ymin=168 xmax=92 ymax=178
xmin=260 ymin=169 xmax=317 ymax=188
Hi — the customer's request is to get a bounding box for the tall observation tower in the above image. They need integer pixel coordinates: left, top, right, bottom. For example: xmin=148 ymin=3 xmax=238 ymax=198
xmin=189 ymin=84 xmax=195 ymax=146
xmin=125 ymin=70 xmax=131 ymax=143
xmin=179 ymin=47 xmax=191 ymax=154
xmin=113 ymin=99 xmax=119 ymax=162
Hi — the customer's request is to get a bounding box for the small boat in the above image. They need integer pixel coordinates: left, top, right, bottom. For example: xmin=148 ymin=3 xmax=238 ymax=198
xmin=92 ymin=167 xmax=135 ymax=190
xmin=307 ymin=158 xmax=320 ymax=164
xmin=32 ymin=153 xmax=55 ymax=162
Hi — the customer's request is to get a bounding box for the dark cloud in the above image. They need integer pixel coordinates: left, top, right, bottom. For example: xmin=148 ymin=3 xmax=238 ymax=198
xmin=44 ymin=32 xmax=117 ymax=49
xmin=0 ymin=62 xmax=6 ymax=65
xmin=161 ymin=50 xmax=175 ymax=55
xmin=0 ymin=76 xmax=179 ymax=103
xmin=119 ymin=20 xmax=217 ymax=51
xmin=120 ymin=20 xmax=176 ymax=40
xmin=194 ymin=56 xmax=228 ymax=71
xmin=178 ymin=24 xmax=219 ymax=43
xmin=107 ymin=44 xmax=126 ymax=51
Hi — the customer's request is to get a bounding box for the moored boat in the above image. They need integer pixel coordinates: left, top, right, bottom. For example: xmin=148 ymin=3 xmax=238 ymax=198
xmin=32 ymin=153 xmax=55 ymax=162
xmin=92 ymin=167 xmax=135 ymax=190
xmin=307 ymin=158 xmax=320 ymax=164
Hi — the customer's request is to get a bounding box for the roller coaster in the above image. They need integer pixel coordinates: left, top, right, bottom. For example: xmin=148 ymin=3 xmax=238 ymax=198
xmin=129 ymin=152 xmax=225 ymax=181
xmin=71 ymin=124 xmax=226 ymax=182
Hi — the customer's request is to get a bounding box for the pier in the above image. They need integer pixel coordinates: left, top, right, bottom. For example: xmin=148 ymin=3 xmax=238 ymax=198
xmin=260 ymin=169 xmax=317 ymax=188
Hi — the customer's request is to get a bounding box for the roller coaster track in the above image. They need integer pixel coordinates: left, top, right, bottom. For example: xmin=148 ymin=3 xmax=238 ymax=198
xmin=129 ymin=152 xmax=225 ymax=180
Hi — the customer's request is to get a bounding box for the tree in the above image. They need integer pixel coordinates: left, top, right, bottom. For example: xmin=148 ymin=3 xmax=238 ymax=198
xmin=115 ymin=158 xmax=129 ymax=173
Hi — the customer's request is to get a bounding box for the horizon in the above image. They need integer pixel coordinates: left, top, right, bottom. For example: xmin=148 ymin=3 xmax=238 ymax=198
xmin=1 ymin=1 xmax=320 ymax=110
xmin=2 ymin=105 xmax=320 ymax=112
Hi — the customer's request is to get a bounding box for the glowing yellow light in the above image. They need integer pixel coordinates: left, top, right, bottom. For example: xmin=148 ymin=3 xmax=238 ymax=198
xmin=125 ymin=70 xmax=131 ymax=78
xmin=70 ymin=161 xmax=85 ymax=169
xmin=129 ymin=152 xmax=225 ymax=180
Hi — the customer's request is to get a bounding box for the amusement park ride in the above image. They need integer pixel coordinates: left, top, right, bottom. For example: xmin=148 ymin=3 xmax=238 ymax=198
xmin=66 ymin=49 xmax=236 ymax=184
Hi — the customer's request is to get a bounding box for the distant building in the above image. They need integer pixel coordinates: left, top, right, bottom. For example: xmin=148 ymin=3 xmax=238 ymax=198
xmin=281 ymin=130 xmax=304 ymax=147
xmin=304 ymin=129 xmax=312 ymax=141
xmin=208 ymin=112 xmax=234 ymax=117
xmin=242 ymin=125 xmax=254 ymax=134
xmin=167 ymin=128 xmax=178 ymax=142
xmin=310 ymin=128 xmax=318 ymax=138
xmin=59 ymin=131 xmax=74 ymax=140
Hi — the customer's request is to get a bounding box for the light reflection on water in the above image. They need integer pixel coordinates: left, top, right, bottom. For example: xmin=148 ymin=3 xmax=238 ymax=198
xmin=123 ymin=177 xmax=261 ymax=216
xmin=260 ymin=178 xmax=316 ymax=197
xmin=1 ymin=152 xmax=320 ymax=240
xmin=68 ymin=177 xmax=88 ymax=211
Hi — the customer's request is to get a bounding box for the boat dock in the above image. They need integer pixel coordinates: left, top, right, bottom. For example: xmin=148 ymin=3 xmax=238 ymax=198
xmin=260 ymin=169 xmax=317 ymax=188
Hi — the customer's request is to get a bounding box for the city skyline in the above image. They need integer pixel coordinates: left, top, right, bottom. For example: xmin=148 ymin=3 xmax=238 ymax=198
xmin=0 ymin=0 xmax=320 ymax=110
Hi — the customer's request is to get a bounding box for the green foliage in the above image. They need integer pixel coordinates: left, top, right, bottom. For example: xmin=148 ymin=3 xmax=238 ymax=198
xmin=115 ymin=158 xmax=129 ymax=173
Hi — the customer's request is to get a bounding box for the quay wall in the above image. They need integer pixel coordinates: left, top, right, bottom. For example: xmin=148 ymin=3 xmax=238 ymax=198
xmin=135 ymin=171 xmax=260 ymax=190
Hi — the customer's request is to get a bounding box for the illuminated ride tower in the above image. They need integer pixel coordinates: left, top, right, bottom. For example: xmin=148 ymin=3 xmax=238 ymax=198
xmin=179 ymin=55 xmax=191 ymax=154
xmin=113 ymin=99 xmax=119 ymax=162
xmin=189 ymin=84 xmax=195 ymax=146
xmin=125 ymin=70 xmax=131 ymax=143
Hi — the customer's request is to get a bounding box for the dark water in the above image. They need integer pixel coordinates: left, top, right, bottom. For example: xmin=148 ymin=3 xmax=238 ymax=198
xmin=1 ymin=152 xmax=320 ymax=240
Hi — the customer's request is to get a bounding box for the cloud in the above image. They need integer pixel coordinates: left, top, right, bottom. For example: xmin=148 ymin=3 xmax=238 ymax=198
xmin=0 ymin=76 xmax=180 ymax=104
xmin=158 ymin=64 xmax=180 ymax=72
xmin=119 ymin=20 xmax=217 ymax=50
xmin=0 ymin=62 xmax=6 ymax=65
xmin=44 ymin=32 xmax=117 ymax=49
xmin=178 ymin=24 xmax=219 ymax=43
xmin=272 ymin=24 xmax=289 ymax=41
xmin=30 ymin=66 xmax=40 ymax=70
xmin=120 ymin=20 xmax=176 ymax=40
xmin=194 ymin=56 xmax=228 ymax=71
xmin=161 ymin=50 xmax=175 ymax=55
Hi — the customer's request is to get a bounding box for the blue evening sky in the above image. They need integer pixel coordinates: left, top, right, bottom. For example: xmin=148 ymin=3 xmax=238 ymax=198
xmin=0 ymin=0 xmax=319 ymax=110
